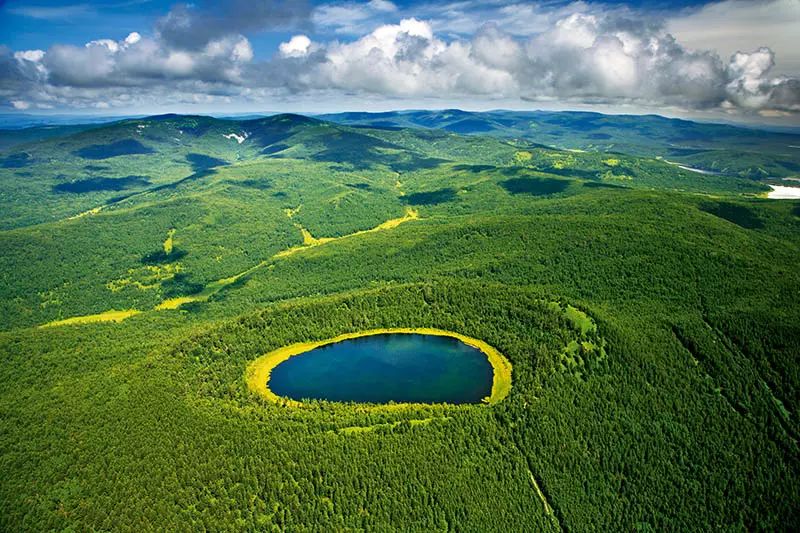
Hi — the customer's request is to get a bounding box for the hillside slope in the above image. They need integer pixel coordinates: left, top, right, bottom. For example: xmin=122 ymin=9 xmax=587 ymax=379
xmin=0 ymin=112 xmax=799 ymax=531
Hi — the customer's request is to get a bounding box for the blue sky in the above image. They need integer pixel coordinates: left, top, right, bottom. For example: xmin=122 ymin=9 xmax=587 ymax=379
xmin=2 ymin=1 xmax=164 ymax=50
xmin=0 ymin=0 xmax=798 ymax=123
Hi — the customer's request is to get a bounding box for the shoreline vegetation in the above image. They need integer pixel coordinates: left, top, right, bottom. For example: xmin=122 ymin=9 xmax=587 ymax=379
xmin=246 ymin=327 xmax=513 ymax=408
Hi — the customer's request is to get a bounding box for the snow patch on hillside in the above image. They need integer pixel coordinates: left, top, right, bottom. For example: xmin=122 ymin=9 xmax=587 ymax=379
xmin=768 ymin=185 xmax=800 ymax=199
xmin=223 ymin=132 xmax=249 ymax=144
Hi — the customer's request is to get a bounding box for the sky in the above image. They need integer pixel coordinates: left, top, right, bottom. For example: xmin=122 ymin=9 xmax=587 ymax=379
xmin=0 ymin=0 xmax=798 ymax=124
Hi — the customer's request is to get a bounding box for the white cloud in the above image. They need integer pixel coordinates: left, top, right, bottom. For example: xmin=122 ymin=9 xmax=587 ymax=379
xmin=288 ymin=12 xmax=797 ymax=112
xmin=725 ymin=47 xmax=799 ymax=111
xmin=87 ymin=39 xmax=120 ymax=53
xmin=14 ymin=50 xmax=45 ymax=63
xmin=471 ymin=24 xmax=524 ymax=71
xmin=164 ymin=52 xmax=195 ymax=76
xmin=550 ymin=13 xmax=599 ymax=49
xmin=205 ymin=36 xmax=253 ymax=62
xmin=232 ymin=39 xmax=254 ymax=62
xmin=11 ymin=100 xmax=30 ymax=110
xmin=1 ymin=3 xmax=798 ymax=117
xmin=310 ymin=18 xmax=514 ymax=96
xmin=125 ymin=32 xmax=142 ymax=46
xmin=28 ymin=30 xmax=257 ymax=91
xmin=279 ymin=35 xmax=312 ymax=58
xmin=729 ymin=48 xmax=775 ymax=96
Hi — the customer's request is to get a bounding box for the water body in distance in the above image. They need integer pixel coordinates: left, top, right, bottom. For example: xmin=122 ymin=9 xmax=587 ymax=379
xmin=269 ymin=333 xmax=494 ymax=404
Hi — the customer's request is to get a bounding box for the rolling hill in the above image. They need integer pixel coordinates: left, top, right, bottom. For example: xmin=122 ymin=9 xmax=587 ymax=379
xmin=1 ymin=111 xmax=799 ymax=531
xmin=322 ymin=109 xmax=800 ymax=180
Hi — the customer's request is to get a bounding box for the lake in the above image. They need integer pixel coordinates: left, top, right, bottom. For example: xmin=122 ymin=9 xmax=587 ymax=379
xmin=268 ymin=333 xmax=495 ymax=404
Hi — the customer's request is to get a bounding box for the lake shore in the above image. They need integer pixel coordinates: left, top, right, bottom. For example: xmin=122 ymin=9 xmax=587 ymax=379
xmin=245 ymin=327 xmax=513 ymax=408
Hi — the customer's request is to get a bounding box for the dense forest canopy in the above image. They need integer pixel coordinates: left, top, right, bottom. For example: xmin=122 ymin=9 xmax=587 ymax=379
xmin=1 ymin=111 xmax=799 ymax=531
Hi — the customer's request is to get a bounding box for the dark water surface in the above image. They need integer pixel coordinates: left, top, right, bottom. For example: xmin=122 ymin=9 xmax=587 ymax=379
xmin=269 ymin=334 xmax=494 ymax=404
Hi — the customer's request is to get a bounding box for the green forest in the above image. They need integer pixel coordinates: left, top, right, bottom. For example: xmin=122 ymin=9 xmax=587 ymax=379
xmin=1 ymin=112 xmax=799 ymax=531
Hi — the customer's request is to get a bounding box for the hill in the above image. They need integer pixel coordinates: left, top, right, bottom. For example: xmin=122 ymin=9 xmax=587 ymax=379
xmin=0 ymin=112 xmax=771 ymax=230
xmin=321 ymin=109 xmax=800 ymax=180
xmin=0 ymin=111 xmax=799 ymax=531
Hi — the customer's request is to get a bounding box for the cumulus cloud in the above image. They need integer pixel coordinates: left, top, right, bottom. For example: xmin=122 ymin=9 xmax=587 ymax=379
xmin=307 ymin=18 xmax=515 ymax=96
xmin=39 ymin=32 xmax=255 ymax=88
xmin=515 ymin=13 xmax=726 ymax=106
xmin=125 ymin=32 xmax=142 ymax=46
xmin=725 ymin=47 xmax=800 ymax=111
xmin=14 ymin=50 xmax=46 ymax=63
xmin=279 ymin=35 xmax=313 ymax=58
xmin=271 ymin=14 xmax=798 ymax=113
xmin=1 ymin=3 xmax=798 ymax=116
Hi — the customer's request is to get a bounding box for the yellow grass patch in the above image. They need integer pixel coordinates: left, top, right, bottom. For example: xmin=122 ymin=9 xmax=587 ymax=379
xmin=528 ymin=470 xmax=556 ymax=518
xmin=514 ymin=151 xmax=533 ymax=163
xmin=299 ymin=227 xmax=335 ymax=246
xmin=275 ymin=208 xmax=419 ymax=259
xmin=67 ymin=206 xmax=103 ymax=220
xmin=284 ymin=205 xmax=301 ymax=218
xmin=208 ymin=260 xmax=269 ymax=289
xmin=602 ymin=171 xmax=632 ymax=181
xmin=245 ymin=327 xmax=512 ymax=408
xmin=40 ymin=309 xmax=141 ymax=328
xmin=154 ymin=296 xmax=200 ymax=310
xmin=273 ymin=245 xmax=306 ymax=259
xmin=602 ymin=158 xmax=620 ymax=167
xmin=370 ymin=207 xmax=419 ymax=231
xmin=163 ymin=228 xmax=176 ymax=255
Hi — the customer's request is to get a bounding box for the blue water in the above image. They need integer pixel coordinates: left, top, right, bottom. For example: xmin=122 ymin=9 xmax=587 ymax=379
xmin=269 ymin=333 xmax=494 ymax=404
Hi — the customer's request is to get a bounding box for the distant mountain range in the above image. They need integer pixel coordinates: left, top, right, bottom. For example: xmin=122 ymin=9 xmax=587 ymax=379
xmin=319 ymin=110 xmax=800 ymax=180
xmin=4 ymin=109 xmax=798 ymax=180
